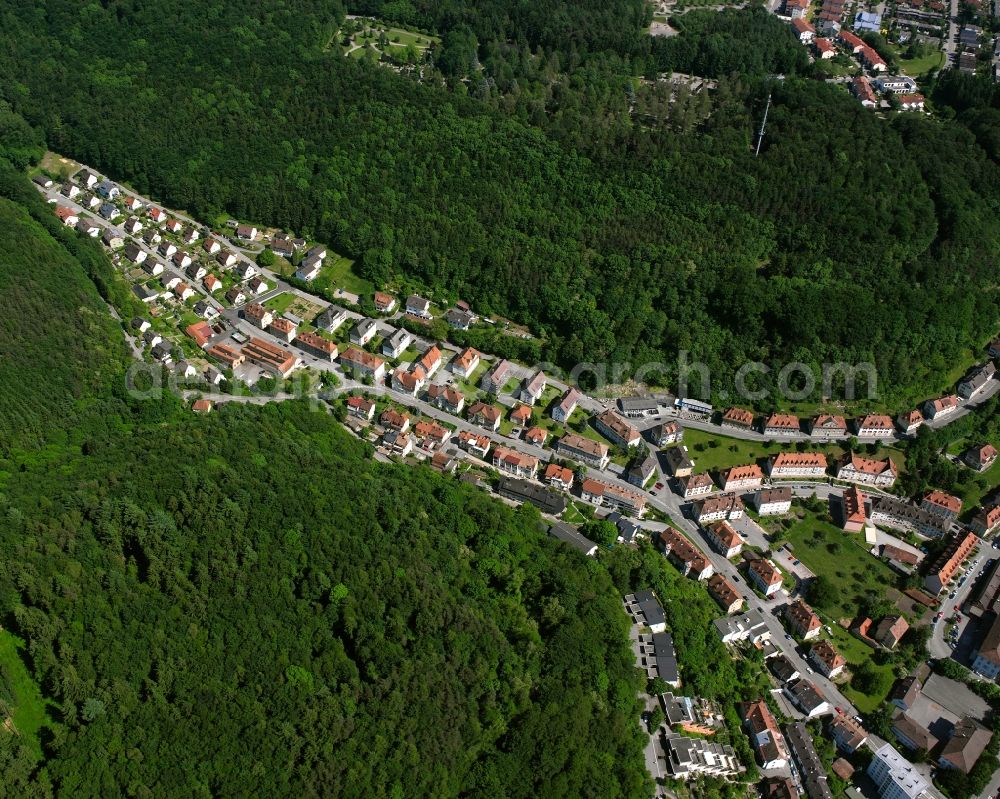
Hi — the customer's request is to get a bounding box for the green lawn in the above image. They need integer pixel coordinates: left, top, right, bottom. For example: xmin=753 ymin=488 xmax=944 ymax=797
xmin=683 ymin=428 xmax=853 ymax=474
xmin=897 ymin=48 xmax=946 ymax=77
xmin=0 ymin=630 xmax=52 ymax=758
xmin=770 ymin=509 xmax=897 ymax=623
xmin=263 ymin=292 xmax=296 ymax=314
xmin=305 ymin=254 xmax=372 ymax=298
xmin=562 ymin=503 xmax=588 ymax=524
xmin=827 ymin=625 xmax=894 ymax=713
xmin=383 ymin=27 xmax=439 ymax=48
xmin=767 ymin=508 xmax=899 ymax=712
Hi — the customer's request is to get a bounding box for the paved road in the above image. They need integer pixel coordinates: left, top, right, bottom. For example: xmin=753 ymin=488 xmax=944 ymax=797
xmin=943 ymin=0 xmax=960 ymax=67
xmin=929 ymin=545 xmax=1000 ymax=659
xmin=40 ymin=170 xmax=1000 ymax=734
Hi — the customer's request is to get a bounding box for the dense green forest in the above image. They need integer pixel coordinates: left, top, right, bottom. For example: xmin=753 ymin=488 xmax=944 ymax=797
xmin=1 ymin=1 xmax=998 ymax=403
xmin=0 ymin=159 xmax=650 ymax=795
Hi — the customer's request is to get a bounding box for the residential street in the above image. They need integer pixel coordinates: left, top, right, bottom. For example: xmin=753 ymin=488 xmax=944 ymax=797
xmin=39 ymin=172 xmax=1000 ymax=771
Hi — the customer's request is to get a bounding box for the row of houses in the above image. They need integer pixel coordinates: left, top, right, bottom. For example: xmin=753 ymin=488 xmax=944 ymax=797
xmin=717 ymin=360 xmax=994 ymax=440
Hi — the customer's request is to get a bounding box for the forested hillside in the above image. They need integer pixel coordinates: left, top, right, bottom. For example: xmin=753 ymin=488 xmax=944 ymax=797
xmin=0 ymin=157 xmax=651 ymax=795
xmin=1 ymin=1 xmax=998 ymax=402
xmin=0 ymin=195 xmax=129 ymax=454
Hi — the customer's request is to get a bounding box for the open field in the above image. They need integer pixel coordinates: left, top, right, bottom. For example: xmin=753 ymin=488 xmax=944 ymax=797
xmin=770 ymin=509 xmax=898 ymax=620
xmin=35 ymin=150 xmax=82 ymax=180
xmin=897 ymin=48 xmax=946 ymax=76
xmin=313 ymin=255 xmax=372 ymax=297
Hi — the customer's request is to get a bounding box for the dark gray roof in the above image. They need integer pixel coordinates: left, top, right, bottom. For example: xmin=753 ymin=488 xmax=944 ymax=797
xmin=497 ymin=478 xmax=566 ymax=515
xmin=652 ymin=631 xmax=679 ymax=684
xmin=786 ymin=679 xmax=827 ymax=713
xmin=769 ymin=655 xmax=799 ymax=684
xmin=545 ymin=521 xmax=597 ymax=555
xmin=633 ymin=589 xmax=666 ymax=627
xmin=785 ymin=723 xmax=833 ymax=799
xmin=619 ymin=396 xmax=660 ymax=413
xmin=665 ymin=446 xmax=694 ymax=470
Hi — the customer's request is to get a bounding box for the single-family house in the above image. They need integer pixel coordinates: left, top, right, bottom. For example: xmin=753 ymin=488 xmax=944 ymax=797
xmin=247 ymin=276 xmax=269 ymax=295
xmin=75 ymin=218 xmax=101 ymax=237
xmin=964 ymin=443 xmax=998 ymax=472
xmin=382 ymin=328 xmax=413 ymax=359
xmin=544 ymin=463 xmax=574 ymax=491
xmin=346 ymin=395 xmax=376 ymax=421
xmin=519 ymin=371 xmax=547 ymax=405
xmin=123 ymin=242 xmax=147 ymax=264
xmin=142 ymin=258 xmax=165 ymax=277
xmin=449 ymin=347 xmax=480 ymax=379
xmin=379 ymin=408 xmax=410 ymax=433
xmin=510 ymin=404 xmax=532 ymax=427
xmin=415 ymin=345 xmax=442 ymax=378
xmin=373 ymin=291 xmax=397 ymax=313
xmin=390 ymin=366 xmax=424 ymax=396
xmin=55 ymin=205 xmax=78 ymax=226
xmin=406 ymin=294 xmax=431 ymax=318
xmin=172 ymin=283 xmax=195 ymax=302
xmin=225 ymin=286 xmax=247 ymax=306
xmin=426 ymin=384 xmax=465 ymax=415
xmin=552 ymin=388 xmax=580 ymax=422
xmin=75 ymin=169 xmax=99 ymax=189
xmin=458 ymin=430 xmax=491 ymax=459
xmin=467 ymin=401 xmax=502 ymax=432
xmin=350 ymin=318 xmax=378 ymax=346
